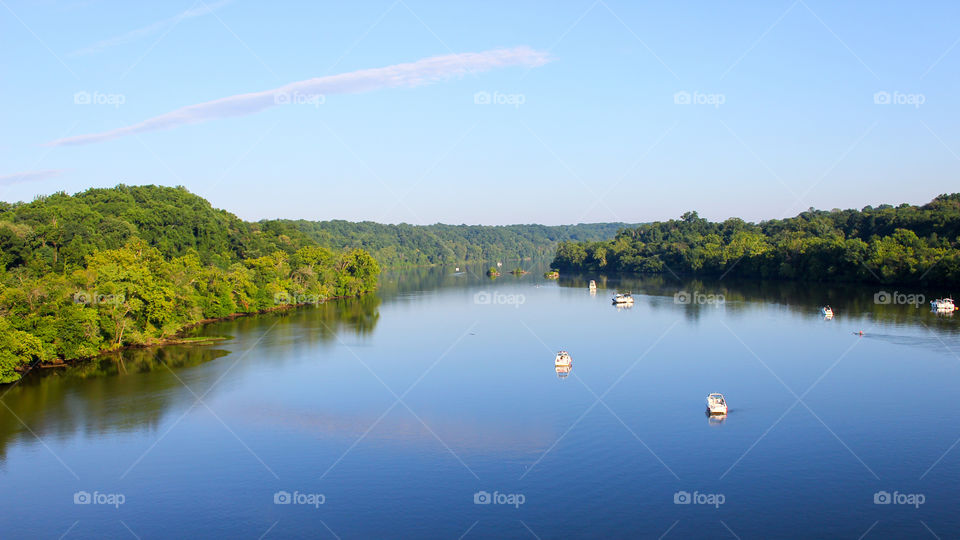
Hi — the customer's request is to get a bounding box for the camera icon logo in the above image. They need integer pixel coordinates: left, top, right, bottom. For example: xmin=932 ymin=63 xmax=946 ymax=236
xmin=873 ymin=491 xmax=891 ymax=504
xmin=873 ymin=91 xmax=891 ymax=105
xmin=674 ymin=291 xmax=691 ymax=304
xmin=474 ymin=291 xmax=491 ymax=305
xmin=73 ymin=292 xmax=89 ymax=304
xmin=673 ymin=91 xmax=691 ymax=105
xmin=874 ymin=291 xmax=891 ymax=305
xmin=274 ymin=92 xmax=291 ymax=105
xmin=673 ymin=490 xmax=691 ymax=504
xmin=474 ymin=91 xmax=491 ymax=105
xmin=73 ymin=91 xmax=91 ymax=105
xmin=274 ymin=491 xmax=292 ymax=504
xmin=74 ymin=491 xmax=91 ymax=504
xmin=473 ymin=490 xmax=491 ymax=504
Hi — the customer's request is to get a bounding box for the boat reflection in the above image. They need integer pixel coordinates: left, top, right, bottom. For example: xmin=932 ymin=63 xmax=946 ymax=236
xmin=555 ymin=365 xmax=571 ymax=379
xmin=706 ymin=411 xmax=726 ymax=425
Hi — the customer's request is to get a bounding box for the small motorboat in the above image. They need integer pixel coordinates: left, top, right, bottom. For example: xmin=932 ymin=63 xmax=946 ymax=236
xmin=588 ymin=280 xmax=597 ymax=291
xmin=931 ymin=298 xmax=956 ymax=311
xmin=820 ymin=306 xmax=833 ymax=317
xmin=555 ymin=350 xmax=572 ymax=368
xmin=612 ymin=293 xmax=634 ymax=305
xmin=706 ymin=393 xmax=728 ymax=415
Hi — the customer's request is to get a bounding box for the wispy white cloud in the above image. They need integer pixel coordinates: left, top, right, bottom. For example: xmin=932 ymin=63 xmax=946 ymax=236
xmin=68 ymin=0 xmax=232 ymax=57
xmin=48 ymin=47 xmax=551 ymax=147
xmin=0 ymin=169 xmax=64 ymax=184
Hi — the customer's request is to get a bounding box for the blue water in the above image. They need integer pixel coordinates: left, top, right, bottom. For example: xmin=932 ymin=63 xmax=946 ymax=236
xmin=1 ymin=266 xmax=959 ymax=538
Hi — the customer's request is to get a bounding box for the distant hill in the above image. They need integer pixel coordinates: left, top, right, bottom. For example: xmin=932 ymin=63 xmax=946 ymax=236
xmin=270 ymin=220 xmax=637 ymax=267
xmin=0 ymin=184 xmax=314 ymax=271
xmin=0 ymin=185 xmax=378 ymax=383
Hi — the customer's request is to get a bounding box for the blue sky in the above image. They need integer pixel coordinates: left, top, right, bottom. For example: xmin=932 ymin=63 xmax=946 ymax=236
xmin=1 ymin=1 xmax=959 ymax=224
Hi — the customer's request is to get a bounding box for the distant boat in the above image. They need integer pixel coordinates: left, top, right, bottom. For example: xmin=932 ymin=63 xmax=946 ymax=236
xmin=820 ymin=306 xmax=833 ymax=317
xmin=555 ymin=350 xmax=572 ymax=367
xmin=931 ymin=298 xmax=956 ymax=311
xmin=706 ymin=393 xmax=728 ymax=415
xmin=588 ymin=280 xmax=597 ymax=291
xmin=612 ymin=293 xmax=634 ymax=305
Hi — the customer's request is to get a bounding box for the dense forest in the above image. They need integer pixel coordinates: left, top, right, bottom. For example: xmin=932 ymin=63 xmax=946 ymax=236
xmin=552 ymin=194 xmax=960 ymax=285
xmin=0 ymin=185 xmax=379 ymax=383
xmin=271 ymin=219 xmax=634 ymax=267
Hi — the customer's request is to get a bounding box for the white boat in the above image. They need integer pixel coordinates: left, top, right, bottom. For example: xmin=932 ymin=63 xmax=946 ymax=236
xmin=706 ymin=393 xmax=728 ymax=415
xmin=588 ymin=280 xmax=597 ymax=291
xmin=931 ymin=298 xmax=956 ymax=311
xmin=612 ymin=293 xmax=634 ymax=305
xmin=555 ymin=350 xmax=572 ymax=367
xmin=820 ymin=306 xmax=833 ymax=317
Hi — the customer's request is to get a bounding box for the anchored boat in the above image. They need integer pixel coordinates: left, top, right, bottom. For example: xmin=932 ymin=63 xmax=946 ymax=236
xmin=931 ymin=298 xmax=956 ymax=311
xmin=612 ymin=293 xmax=634 ymax=305
xmin=706 ymin=393 xmax=728 ymax=415
xmin=588 ymin=280 xmax=597 ymax=291
xmin=555 ymin=350 xmax=572 ymax=368
xmin=820 ymin=306 xmax=833 ymax=317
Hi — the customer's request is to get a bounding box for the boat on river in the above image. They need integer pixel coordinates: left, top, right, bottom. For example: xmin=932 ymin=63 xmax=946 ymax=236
xmin=931 ymin=298 xmax=956 ymax=311
xmin=555 ymin=350 xmax=572 ymax=368
xmin=612 ymin=293 xmax=634 ymax=305
xmin=820 ymin=306 xmax=833 ymax=318
xmin=706 ymin=393 xmax=728 ymax=415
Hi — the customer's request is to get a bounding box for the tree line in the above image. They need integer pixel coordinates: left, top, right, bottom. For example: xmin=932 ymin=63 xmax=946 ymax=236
xmin=552 ymin=194 xmax=960 ymax=286
xmin=270 ymin=219 xmax=636 ymax=267
xmin=0 ymin=185 xmax=379 ymax=383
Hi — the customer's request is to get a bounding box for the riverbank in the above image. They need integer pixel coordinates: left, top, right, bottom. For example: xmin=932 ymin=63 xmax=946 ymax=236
xmin=13 ymin=295 xmax=366 ymax=377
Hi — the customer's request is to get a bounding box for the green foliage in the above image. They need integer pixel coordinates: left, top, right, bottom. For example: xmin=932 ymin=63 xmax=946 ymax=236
xmin=552 ymin=195 xmax=960 ymax=285
xmin=0 ymin=186 xmax=380 ymax=383
xmin=269 ymin=220 xmax=637 ymax=267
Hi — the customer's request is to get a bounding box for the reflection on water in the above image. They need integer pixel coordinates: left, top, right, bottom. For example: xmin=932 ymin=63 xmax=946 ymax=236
xmin=0 ymin=346 xmax=229 ymax=462
xmin=0 ymin=293 xmax=382 ymax=462
xmin=558 ymin=272 xmax=960 ymax=332
xmin=3 ymin=263 xmax=960 ymax=538
xmin=706 ymin=413 xmax=726 ymax=426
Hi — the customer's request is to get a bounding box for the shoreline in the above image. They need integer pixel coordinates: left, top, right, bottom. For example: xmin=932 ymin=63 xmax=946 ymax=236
xmin=15 ymin=294 xmax=366 ymax=376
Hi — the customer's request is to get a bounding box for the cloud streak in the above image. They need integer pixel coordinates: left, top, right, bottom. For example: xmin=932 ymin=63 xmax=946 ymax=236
xmin=49 ymin=47 xmax=550 ymax=147
xmin=0 ymin=169 xmax=64 ymax=185
xmin=69 ymin=0 xmax=233 ymax=57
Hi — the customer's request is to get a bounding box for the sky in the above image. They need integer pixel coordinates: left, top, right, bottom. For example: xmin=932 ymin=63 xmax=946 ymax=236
xmin=1 ymin=0 xmax=959 ymax=225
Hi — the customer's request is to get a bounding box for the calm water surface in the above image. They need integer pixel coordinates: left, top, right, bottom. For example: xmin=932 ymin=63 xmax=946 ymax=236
xmin=2 ymin=264 xmax=960 ymax=538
